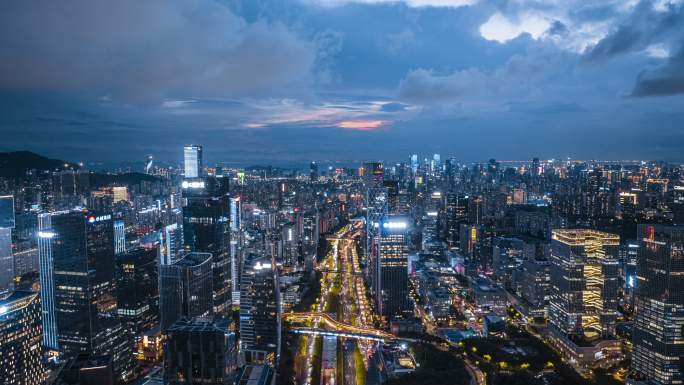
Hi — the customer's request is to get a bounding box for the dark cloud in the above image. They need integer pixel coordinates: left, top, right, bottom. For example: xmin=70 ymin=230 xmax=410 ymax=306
xmin=0 ymin=0 xmax=315 ymax=102
xmin=396 ymin=51 xmax=574 ymax=105
xmin=632 ymin=45 xmax=684 ymax=96
xmin=584 ymin=1 xmax=684 ymax=62
xmin=2 ymin=0 xmax=684 ymax=163
xmin=546 ymin=21 xmax=568 ymax=36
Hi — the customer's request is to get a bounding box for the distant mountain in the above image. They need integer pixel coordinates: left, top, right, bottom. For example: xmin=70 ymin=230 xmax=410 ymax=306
xmin=88 ymin=172 xmax=159 ymax=188
xmin=0 ymin=151 xmax=79 ymax=178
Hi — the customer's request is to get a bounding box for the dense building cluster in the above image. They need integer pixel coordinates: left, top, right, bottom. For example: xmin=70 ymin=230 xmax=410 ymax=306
xmin=0 ymin=151 xmax=682 ymax=385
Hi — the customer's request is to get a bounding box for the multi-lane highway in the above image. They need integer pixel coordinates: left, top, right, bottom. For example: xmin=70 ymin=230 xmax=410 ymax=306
xmin=293 ymin=222 xmax=374 ymax=385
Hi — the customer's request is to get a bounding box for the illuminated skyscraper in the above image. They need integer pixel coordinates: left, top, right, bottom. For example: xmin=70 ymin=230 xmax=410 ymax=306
xmin=309 ymin=161 xmax=319 ymax=181
xmin=0 ymin=195 xmax=15 ymax=295
xmin=183 ymin=144 xmax=203 ymax=179
xmin=549 ymin=229 xmax=620 ymax=340
xmin=410 ymin=154 xmax=418 ymax=175
xmin=431 ymin=153 xmax=441 ymax=172
xmin=239 ymin=255 xmax=280 ymax=364
xmin=632 ymin=224 xmax=684 ymax=385
xmin=182 ymin=145 xmax=230 ymax=314
xmin=114 ymin=219 xmax=126 ymax=255
xmin=160 ymin=222 xmax=183 ymax=266
xmin=145 ymin=155 xmax=153 ymax=174
xmin=0 ymin=290 xmax=45 ymax=385
xmin=36 ymin=210 xmax=133 ymax=379
xmin=363 ymin=162 xmax=384 ymax=186
xmin=37 ymin=212 xmax=58 ymax=350
xmin=374 ymin=217 xmax=411 ymax=321
xmin=116 ymin=246 xmax=159 ymax=334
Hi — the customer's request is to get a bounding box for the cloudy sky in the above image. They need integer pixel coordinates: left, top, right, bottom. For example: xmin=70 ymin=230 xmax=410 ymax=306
xmin=1 ymin=0 xmax=683 ymax=166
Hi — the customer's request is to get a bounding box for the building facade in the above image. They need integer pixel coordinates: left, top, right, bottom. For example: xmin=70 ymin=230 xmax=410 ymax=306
xmin=160 ymin=252 xmax=213 ymax=331
xmin=0 ymin=291 xmax=45 ymax=385
xmin=632 ymin=224 xmax=684 ymax=385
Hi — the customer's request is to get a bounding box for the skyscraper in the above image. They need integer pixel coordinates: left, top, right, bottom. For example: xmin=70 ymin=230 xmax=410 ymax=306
xmin=431 ymin=153 xmax=441 ymax=172
xmin=183 ymin=145 xmax=203 ymax=179
xmin=145 ymin=155 xmax=153 ymax=174
xmin=632 ymin=224 xmax=684 ymax=385
xmin=548 ymin=229 xmax=620 ymax=359
xmin=37 ymin=212 xmax=58 ymax=350
xmin=410 ymin=154 xmax=418 ymax=175
xmin=159 ymin=252 xmax=213 ymax=331
xmin=37 ymin=210 xmax=133 ymax=379
xmin=0 ymin=290 xmax=45 ymax=385
xmin=310 ymin=161 xmax=319 ymax=181
xmin=363 ymin=162 xmax=384 ymax=186
xmin=160 ymin=222 xmax=183 ymax=266
xmin=182 ymin=145 xmax=230 ymax=314
xmin=374 ymin=217 xmax=411 ymax=321
xmin=116 ymin=246 xmax=159 ymax=334
xmin=0 ymin=195 xmax=15 ymax=295
xmin=229 ymin=196 xmax=242 ymax=306
xmin=164 ymin=317 xmax=237 ymax=385
xmin=114 ymin=219 xmax=126 ymax=255
xmin=239 ymin=255 xmax=280 ymax=364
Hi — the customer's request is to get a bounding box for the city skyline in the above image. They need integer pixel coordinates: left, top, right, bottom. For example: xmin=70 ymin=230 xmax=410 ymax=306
xmin=2 ymin=2 xmax=684 ymax=385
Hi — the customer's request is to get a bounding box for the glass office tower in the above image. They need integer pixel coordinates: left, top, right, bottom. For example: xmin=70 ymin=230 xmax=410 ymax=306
xmin=159 ymin=252 xmax=213 ymax=331
xmin=632 ymin=224 xmax=684 ymax=385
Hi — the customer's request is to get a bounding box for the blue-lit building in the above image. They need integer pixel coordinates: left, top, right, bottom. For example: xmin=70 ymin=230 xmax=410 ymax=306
xmin=0 ymin=195 xmax=15 ymax=295
xmin=37 ymin=210 xmax=133 ymax=379
xmin=114 ymin=219 xmax=126 ymax=255
xmin=182 ymin=145 xmax=231 ymax=315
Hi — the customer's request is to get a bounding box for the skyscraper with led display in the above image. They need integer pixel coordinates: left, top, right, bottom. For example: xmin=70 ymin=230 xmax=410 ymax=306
xmin=549 ymin=229 xmax=620 ymax=340
xmin=239 ymin=255 xmax=280 ymax=364
xmin=37 ymin=210 xmax=133 ymax=379
xmin=375 ymin=216 xmax=411 ymax=321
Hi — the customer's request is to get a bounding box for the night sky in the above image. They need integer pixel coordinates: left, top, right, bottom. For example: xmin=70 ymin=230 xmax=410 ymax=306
xmin=1 ymin=0 xmax=684 ymax=166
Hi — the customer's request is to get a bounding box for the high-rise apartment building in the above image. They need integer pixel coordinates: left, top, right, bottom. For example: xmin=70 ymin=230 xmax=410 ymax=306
xmin=239 ymin=255 xmax=280 ymax=364
xmin=632 ymin=224 xmax=684 ymax=385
